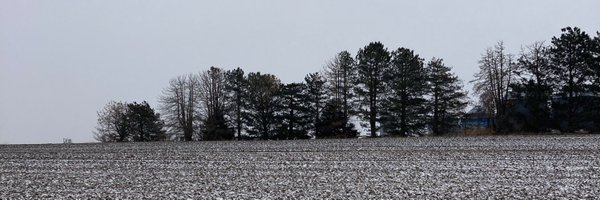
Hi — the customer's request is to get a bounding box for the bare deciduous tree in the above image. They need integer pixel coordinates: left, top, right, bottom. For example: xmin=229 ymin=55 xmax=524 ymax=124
xmin=199 ymin=67 xmax=232 ymax=140
xmin=511 ymin=41 xmax=553 ymax=132
xmin=472 ymin=41 xmax=516 ymax=132
xmin=93 ymin=101 xmax=129 ymax=142
xmin=323 ymin=51 xmax=356 ymax=133
xmin=199 ymin=67 xmax=226 ymax=122
xmin=159 ymin=74 xmax=202 ymax=141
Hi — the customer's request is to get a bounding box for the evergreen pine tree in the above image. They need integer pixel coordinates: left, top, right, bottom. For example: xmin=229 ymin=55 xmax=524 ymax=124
xmin=202 ymin=114 xmax=233 ymax=140
xmin=593 ymin=33 xmax=600 ymax=131
xmin=244 ymin=72 xmax=281 ymax=139
xmin=355 ymin=42 xmax=390 ymax=137
xmin=316 ymin=100 xmax=358 ymax=138
xmin=127 ymin=101 xmax=165 ymax=142
xmin=304 ymin=72 xmax=327 ymax=137
xmin=550 ymin=27 xmax=595 ymax=132
xmin=224 ymin=68 xmax=247 ymax=139
xmin=427 ymin=58 xmax=468 ymax=135
xmin=276 ymin=83 xmax=312 ymax=139
xmin=381 ymin=47 xmax=429 ymax=136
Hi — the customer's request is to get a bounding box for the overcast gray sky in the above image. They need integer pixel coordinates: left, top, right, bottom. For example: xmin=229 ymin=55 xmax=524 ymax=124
xmin=1 ymin=0 xmax=599 ymax=144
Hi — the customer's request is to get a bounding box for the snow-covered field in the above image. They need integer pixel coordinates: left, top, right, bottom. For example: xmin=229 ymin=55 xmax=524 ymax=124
xmin=1 ymin=135 xmax=600 ymax=199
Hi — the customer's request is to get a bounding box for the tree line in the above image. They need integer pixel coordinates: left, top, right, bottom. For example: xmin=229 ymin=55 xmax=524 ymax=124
xmin=473 ymin=27 xmax=600 ymax=133
xmin=94 ymin=101 xmax=164 ymax=142
xmin=95 ymin=42 xmax=468 ymax=142
xmin=95 ymin=26 xmax=599 ymax=142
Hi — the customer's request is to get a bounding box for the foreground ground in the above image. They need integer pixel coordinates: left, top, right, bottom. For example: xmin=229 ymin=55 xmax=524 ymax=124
xmin=1 ymin=135 xmax=600 ymax=199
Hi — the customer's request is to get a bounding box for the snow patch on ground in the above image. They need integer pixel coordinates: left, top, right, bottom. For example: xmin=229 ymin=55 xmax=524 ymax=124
xmin=1 ymin=135 xmax=599 ymax=198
